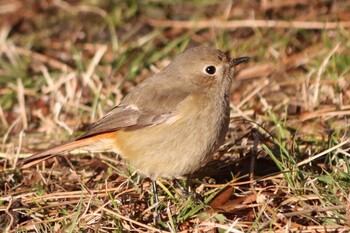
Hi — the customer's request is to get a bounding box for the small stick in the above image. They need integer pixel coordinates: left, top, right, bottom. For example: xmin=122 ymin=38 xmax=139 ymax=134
xmin=147 ymin=18 xmax=350 ymax=30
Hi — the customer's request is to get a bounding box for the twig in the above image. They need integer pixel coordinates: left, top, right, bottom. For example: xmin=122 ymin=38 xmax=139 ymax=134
xmin=312 ymin=43 xmax=340 ymax=108
xmin=281 ymin=205 xmax=346 ymax=218
xmin=147 ymin=18 xmax=350 ymax=30
xmin=100 ymin=206 xmax=168 ymax=233
xmin=16 ymin=78 xmax=27 ymax=130
xmin=301 ymin=109 xmax=350 ymax=121
xmin=0 ymin=106 xmax=8 ymax=128
xmin=82 ymin=45 xmax=107 ymax=90
xmin=297 ymin=139 xmax=350 ymax=167
xmin=4 ymin=196 xmax=14 ymax=232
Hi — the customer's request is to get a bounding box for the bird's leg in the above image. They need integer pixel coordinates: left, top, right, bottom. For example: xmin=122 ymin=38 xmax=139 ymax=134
xmin=152 ymin=180 xmax=161 ymax=222
xmin=173 ymin=176 xmax=193 ymax=199
xmin=152 ymin=180 xmax=159 ymax=204
xmin=174 ymin=176 xmax=205 ymax=205
xmin=173 ymin=179 xmax=187 ymax=198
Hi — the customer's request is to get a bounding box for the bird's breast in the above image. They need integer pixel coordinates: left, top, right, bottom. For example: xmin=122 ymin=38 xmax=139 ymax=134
xmin=112 ymin=93 xmax=230 ymax=179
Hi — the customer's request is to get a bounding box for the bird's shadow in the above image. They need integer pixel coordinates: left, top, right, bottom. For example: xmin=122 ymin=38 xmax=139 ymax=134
xmin=192 ymin=152 xmax=279 ymax=184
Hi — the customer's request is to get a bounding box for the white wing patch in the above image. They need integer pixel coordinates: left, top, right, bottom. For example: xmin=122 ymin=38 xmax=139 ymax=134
xmin=125 ymin=104 xmax=139 ymax=111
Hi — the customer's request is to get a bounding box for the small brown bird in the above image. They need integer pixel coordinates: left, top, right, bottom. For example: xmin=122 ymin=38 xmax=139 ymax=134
xmin=21 ymin=47 xmax=249 ymax=182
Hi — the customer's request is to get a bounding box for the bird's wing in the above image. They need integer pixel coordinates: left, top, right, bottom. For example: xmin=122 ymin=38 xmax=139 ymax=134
xmin=77 ymin=88 xmax=190 ymax=139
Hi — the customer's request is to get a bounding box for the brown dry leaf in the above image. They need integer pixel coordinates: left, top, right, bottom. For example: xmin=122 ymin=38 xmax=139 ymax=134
xmin=218 ymin=193 xmax=257 ymax=213
xmin=210 ymin=185 xmax=257 ymax=213
xmin=301 ymin=105 xmax=340 ymax=121
xmin=210 ymin=186 xmax=234 ymax=210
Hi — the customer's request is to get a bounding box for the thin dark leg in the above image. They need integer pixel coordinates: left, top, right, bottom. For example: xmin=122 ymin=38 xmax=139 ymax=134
xmin=175 ymin=176 xmax=204 ymax=204
xmin=174 ymin=179 xmax=187 ymax=195
xmin=152 ymin=180 xmax=159 ymax=204
xmin=152 ymin=180 xmax=161 ymax=222
xmin=173 ymin=176 xmax=194 ymax=199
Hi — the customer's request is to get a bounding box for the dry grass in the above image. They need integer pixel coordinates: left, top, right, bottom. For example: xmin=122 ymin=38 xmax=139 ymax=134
xmin=1 ymin=0 xmax=350 ymax=232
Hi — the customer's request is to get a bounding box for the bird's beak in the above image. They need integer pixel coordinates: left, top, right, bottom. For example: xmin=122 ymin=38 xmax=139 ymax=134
xmin=230 ymin=56 xmax=249 ymax=67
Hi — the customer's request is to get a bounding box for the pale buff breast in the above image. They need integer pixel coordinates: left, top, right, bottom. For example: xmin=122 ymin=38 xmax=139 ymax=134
xmin=112 ymin=94 xmax=229 ymax=179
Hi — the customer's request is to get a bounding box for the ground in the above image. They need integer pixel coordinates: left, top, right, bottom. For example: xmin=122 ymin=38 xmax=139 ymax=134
xmin=0 ymin=0 xmax=350 ymax=232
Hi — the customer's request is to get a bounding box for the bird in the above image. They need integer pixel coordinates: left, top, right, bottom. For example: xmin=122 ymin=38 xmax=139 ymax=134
xmin=21 ymin=46 xmax=249 ymax=195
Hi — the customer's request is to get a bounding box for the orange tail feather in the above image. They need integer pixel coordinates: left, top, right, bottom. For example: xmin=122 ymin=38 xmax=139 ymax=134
xmin=21 ymin=138 xmax=95 ymax=168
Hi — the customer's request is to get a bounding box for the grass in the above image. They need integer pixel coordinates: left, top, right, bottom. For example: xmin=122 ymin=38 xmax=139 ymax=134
xmin=1 ymin=0 xmax=350 ymax=232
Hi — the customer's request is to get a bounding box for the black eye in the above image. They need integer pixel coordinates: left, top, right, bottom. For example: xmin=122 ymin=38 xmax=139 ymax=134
xmin=205 ymin=66 xmax=216 ymax=75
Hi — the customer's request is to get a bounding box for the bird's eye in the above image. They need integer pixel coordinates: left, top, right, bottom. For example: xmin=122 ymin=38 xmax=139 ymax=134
xmin=205 ymin=66 xmax=216 ymax=75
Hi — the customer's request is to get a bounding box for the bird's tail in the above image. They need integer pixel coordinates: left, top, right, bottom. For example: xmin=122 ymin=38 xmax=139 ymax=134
xmin=21 ymin=137 xmax=101 ymax=169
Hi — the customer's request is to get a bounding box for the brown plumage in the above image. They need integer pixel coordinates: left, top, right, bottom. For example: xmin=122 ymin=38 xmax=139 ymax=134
xmin=21 ymin=47 xmax=249 ymax=180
